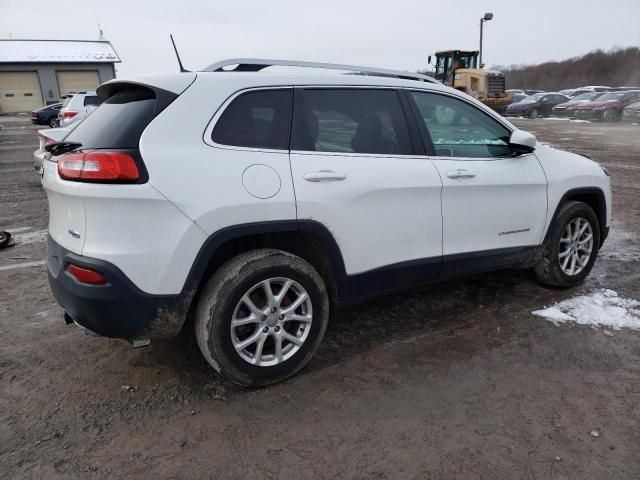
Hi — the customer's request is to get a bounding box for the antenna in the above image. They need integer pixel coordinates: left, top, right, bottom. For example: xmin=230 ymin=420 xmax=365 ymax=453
xmin=96 ymin=15 xmax=104 ymax=40
xmin=170 ymin=34 xmax=190 ymax=73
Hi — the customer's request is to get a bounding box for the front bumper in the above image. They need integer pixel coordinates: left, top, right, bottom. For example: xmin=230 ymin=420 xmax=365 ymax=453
xmin=47 ymin=235 xmax=189 ymax=339
xmin=552 ymin=108 xmax=571 ymax=117
xmin=575 ymin=109 xmax=600 ymax=120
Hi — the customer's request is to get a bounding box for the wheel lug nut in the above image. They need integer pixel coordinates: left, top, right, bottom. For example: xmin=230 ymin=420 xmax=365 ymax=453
xmin=271 ymin=307 xmax=277 ymax=313
xmin=279 ymin=314 xmax=284 ymax=320
xmin=263 ymin=327 xmax=269 ymax=333
xmin=274 ymin=326 xmax=280 ymax=332
xmin=261 ymin=315 xmax=267 ymax=321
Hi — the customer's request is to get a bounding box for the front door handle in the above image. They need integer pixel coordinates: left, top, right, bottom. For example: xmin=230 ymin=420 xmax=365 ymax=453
xmin=303 ymin=170 xmax=347 ymax=182
xmin=446 ymin=169 xmax=476 ymax=179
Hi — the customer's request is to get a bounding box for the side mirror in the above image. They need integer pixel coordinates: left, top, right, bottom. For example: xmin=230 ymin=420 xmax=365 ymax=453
xmin=428 ymin=55 xmax=432 ymax=65
xmin=509 ymin=130 xmax=536 ymax=154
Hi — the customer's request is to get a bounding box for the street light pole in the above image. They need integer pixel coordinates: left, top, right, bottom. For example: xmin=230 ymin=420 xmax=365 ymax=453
xmin=479 ymin=12 xmax=493 ymax=67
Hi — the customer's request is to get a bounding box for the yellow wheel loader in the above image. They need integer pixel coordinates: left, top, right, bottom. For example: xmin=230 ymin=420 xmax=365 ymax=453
xmin=429 ymin=50 xmax=511 ymax=112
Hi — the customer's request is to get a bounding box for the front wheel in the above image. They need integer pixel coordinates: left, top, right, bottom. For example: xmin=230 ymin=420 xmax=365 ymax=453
xmin=534 ymin=201 xmax=600 ymax=287
xmin=195 ymin=249 xmax=329 ymax=387
xmin=48 ymin=117 xmax=58 ymax=128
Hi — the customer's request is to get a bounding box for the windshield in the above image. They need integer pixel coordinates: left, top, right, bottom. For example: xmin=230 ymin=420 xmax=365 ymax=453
xmin=597 ymin=92 xmax=625 ymax=101
xmin=455 ymin=53 xmax=477 ymax=69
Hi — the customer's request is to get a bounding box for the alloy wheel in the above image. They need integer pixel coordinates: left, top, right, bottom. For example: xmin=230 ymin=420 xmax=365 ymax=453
xmin=230 ymin=277 xmax=313 ymax=367
xmin=558 ymin=217 xmax=593 ymax=276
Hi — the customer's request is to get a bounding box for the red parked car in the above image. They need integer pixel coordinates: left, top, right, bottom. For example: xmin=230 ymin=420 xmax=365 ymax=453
xmin=574 ymin=90 xmax=640 ymax=121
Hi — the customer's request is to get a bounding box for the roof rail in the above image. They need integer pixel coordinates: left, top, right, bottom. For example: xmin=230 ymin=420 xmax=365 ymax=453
xmin=201 ymin=58 xmax=438 ymax=83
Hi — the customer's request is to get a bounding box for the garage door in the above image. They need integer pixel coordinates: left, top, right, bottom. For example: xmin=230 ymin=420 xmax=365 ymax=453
xmin=57 ymin=71 xmax=100 ymax=97
xmin=0 ymin=72 xmax=44 ymax=113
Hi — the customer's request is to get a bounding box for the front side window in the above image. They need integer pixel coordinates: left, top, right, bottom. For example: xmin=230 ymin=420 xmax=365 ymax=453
xmin=410 ymin=91 xmax=511 ymax=158
xmin=291 ymin=89 xmax=413 ymax=155
xmin=212 ymin=89 xmax=292 ymax=150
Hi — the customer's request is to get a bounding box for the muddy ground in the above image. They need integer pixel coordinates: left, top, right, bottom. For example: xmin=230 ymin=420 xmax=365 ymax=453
xmin=1 ymin=115 xmax=639 ymax=479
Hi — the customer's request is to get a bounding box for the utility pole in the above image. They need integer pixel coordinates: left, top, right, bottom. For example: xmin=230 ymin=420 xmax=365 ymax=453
xmin=479 ymin=12 xmax=493 ymax=67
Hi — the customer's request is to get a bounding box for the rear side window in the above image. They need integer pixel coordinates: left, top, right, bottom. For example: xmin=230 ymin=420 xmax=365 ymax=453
xmin=83 ymin=95 xmax=102 ymax=107
xmin=212 ymin=89 xmax=292 ymax=150
xmin=291 ymin=89 xmax=413 ymax=155
xmin=64 ymin=88 xmax=156 ymax=149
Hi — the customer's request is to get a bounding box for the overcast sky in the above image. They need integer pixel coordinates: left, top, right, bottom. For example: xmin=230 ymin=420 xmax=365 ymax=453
xmin=1 ymin=0 xmax=639 ymax=77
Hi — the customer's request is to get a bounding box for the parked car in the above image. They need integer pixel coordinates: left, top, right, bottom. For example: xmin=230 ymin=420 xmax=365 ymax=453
xmin=33 ymin=126 xmax=71 ymax=172
xmin=504 ymin=92 xmax=570 ymax=118
xmin=42 ymin=59 xmax=611 ymax=387
xmin=31 ymin=103 xmax=62 ymax=127
xmin=58 ymin=92 xmax=103 ymax=127
xmin=612 ymin=86 xmax=640 ymax=91
xmin=622 ymin=101 xmax=640 ymax=122
xmin=574 ymin=90 xmax=640 ymax=121
xmin=523 ymin=89 xmax=544 ymax=95
xmin=552 ymin=92 xmax=604 ymax=117
xmin=581 ymin=86 xmax=611 ymax=92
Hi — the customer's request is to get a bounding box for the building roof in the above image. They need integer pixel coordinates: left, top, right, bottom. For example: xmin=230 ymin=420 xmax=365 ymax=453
xmin=0 ymin=40 xmax=120 ymax=64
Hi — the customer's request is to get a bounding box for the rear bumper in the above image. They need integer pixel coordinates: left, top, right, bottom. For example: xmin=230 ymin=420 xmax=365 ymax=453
xmin=33 ymin=148 xmax=45 ymax=172
xmin=47 ymin=235 xmax=189 ymax=339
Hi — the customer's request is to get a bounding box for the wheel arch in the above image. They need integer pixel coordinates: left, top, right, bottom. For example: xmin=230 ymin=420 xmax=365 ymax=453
xmin=544 ymin=187 xmax=608 ymax=247
xmin=181 ymin=220 xmax=347 ymax=321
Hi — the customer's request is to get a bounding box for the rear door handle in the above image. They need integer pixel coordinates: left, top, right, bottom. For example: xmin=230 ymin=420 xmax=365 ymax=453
xmin=303 ymin=170 xmax=347 ymax=182
xmin=446 ymin=169 xmax=476 ymax=179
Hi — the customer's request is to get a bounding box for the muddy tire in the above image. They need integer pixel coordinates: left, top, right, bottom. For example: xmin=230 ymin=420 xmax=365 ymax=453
xmin=534 ymin=201 xmax=600 ymax=288
xmin=195 ymin=249 xmax=329 ymax=387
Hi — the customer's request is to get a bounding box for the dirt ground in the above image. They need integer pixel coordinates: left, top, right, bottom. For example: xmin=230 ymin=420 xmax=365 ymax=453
xmin=1 ymin=114 xmax=639 ymax=480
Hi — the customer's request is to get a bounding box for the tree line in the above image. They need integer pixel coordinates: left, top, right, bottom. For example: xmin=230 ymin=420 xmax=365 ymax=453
xmin=492 ymin=47 xmax=640 ymax=90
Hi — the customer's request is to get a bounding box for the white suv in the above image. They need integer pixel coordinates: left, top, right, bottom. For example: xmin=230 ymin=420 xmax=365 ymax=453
xmin=58 ymin=91 xmax=102 ymax=127
xmin=42 ymin=59 xmax=611 ymax=386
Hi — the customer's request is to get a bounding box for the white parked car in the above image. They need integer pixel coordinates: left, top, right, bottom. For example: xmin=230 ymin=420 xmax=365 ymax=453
xmin=58 ymin=91 xmax=102 ymax=127
xmin=33 ymin=126 xmax=71 ymax=172
xmin=42 ymin=59 xmax=612 ymax=386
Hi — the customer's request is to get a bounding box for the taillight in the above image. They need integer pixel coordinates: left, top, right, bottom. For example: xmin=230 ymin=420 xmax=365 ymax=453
xmin=63 ymin=111 xmax=78 ymax=118
xmin=66 ymin=264 xmax=106 ymax=285
xmin=45 ymin=137 xmax=56 ymax=145
xmin=58 ymin=151 xmax=139 ymax=182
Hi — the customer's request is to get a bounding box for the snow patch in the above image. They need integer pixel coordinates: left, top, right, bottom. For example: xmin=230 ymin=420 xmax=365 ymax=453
xmin=11 ymin=229 xmax=47 ymax=245
xmin=599 ymin=222 xmax=640 ymax=261
xmin=532 ymin=289 xmax=640 ymax=330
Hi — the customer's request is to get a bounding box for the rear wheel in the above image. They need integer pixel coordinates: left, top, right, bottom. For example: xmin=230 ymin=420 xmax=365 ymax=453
xmin=195 ymin=249 xmax=329 ymax=387
xmin=48 ymin=117 xmax=57 ymax=128
xmin=528 ymin=108 xmax=539 ymax=119
xmin=534 ymin=201 xmax=600 ymax=287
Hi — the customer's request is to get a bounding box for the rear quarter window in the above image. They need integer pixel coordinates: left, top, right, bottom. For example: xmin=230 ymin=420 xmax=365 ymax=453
xmin=211 ymin=89 xmax=292 ymax=150
xmin=64 ymin=88 xmax=156 ymax=149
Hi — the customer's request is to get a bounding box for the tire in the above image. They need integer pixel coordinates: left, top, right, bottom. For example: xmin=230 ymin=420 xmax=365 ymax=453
xmin=534 ymin=201 xmax=600 ymax=288
xmin=528 ymin=108 xmax=539 ymax=119
xmin=48 ymin=118 xmax=57 ymax=128
xmin=195 ymin=249 xmax=329 ymax=387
